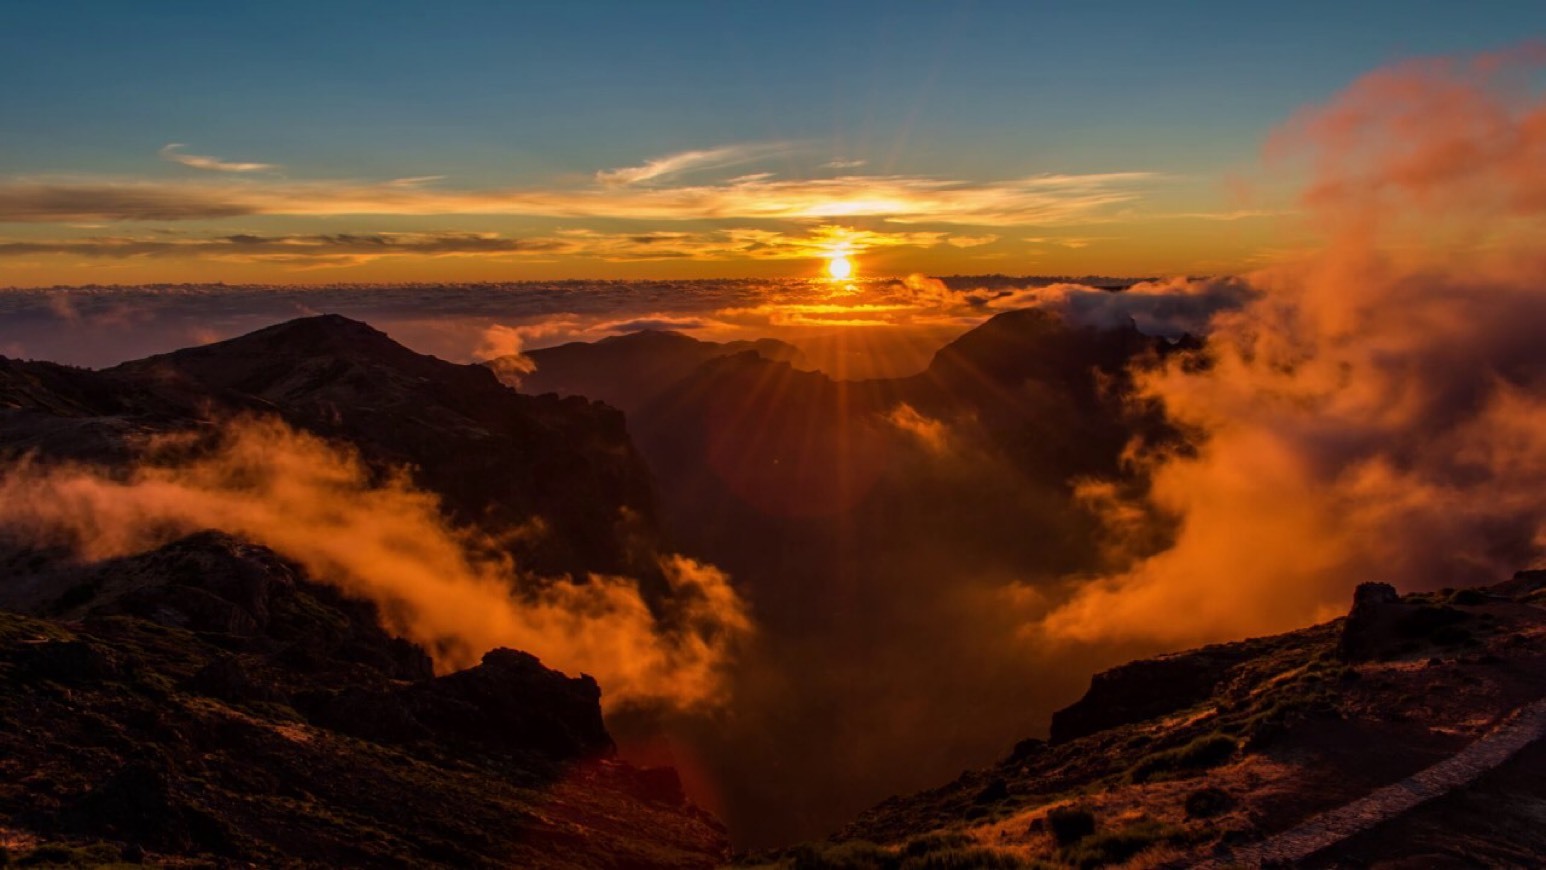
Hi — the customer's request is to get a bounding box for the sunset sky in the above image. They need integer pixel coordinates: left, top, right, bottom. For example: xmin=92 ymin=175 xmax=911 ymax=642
xmin=2 ymin=0 xmax=1543 ymax=285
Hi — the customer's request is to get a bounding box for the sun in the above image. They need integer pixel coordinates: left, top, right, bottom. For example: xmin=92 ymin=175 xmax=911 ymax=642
xmin=826 ymin=253 xmax=854 ymax=280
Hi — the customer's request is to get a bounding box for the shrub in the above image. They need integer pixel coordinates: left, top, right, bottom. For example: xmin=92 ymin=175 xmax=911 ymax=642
xmin=901 ymin=832 xmax=975 ymax=858
xmin=1047 ymin=806 xmax=1097 ymax=845
xmin=1130 ymin=733 xmax=1236 ymax=782
xmin=1184 ymin=786 xmax=1233 ymax=819
xmin=974 ymin=778 xmax=1010 ymax=804
xmin=1061 ymin=821 xmax=1179 ymax=869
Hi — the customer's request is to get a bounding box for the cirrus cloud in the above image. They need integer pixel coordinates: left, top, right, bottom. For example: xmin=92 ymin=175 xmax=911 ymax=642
xmin=159 ymin=143 xmax=277 ymax=173
xmin=0 ymin=155 xmax=1158 ymax=227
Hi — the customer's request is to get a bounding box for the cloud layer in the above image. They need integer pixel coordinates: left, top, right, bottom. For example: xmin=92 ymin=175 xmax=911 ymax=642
xmin=1041 ymin=46 xmax=1546 ymax=646
xmin=0 ymin=417 xmax=751 ymax=711
xmin=0 ymin=152 xmax=1155 ymax=226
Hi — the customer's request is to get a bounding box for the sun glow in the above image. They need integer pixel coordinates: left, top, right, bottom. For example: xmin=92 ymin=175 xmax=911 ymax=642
xmin=826 ymin=253 xmax=854 ymax=280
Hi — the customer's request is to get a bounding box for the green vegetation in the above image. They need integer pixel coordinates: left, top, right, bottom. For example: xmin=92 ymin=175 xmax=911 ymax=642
xmin=0 ymin=612 xmax=74 ymax=644
xmin=1184 ymin=786 xmax=1234 ymax=819
xmin=1060 ymin=820 xmax=1185 ymax=869
xmin=1129 ymin=733 xmax=1236 ymax=783
xmin=901 ymin=832 xmax=975 ymax=857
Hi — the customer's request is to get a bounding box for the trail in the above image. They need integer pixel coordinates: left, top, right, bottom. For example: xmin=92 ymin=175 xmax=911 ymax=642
xmin=1200 ymin=696 xmax=1546 ymax=868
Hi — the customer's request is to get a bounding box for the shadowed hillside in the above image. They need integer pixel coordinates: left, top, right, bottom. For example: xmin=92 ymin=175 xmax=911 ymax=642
xmin=748 ymin=573 xmax=1546 ymax=868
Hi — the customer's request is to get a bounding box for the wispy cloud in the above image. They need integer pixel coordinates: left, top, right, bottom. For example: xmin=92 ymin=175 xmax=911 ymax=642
xmin=537 ymin=224 xmax=956 ymax=262
xmin=0 ymin=224 xmax=979 ymax=267
xmin=945 ymin=234 xmax=998 ymax=248
xmin=595 ymin=144 xmax=787 ymax=187
xmin=1156 ymin=209 xmax=1291 ymax=221
xmin=385 ymin=175 xmax=446 ymax=187
xmin=0 ymin=231 xmax=523 ymax=268
xmin=0 ymin=181 xmax=258 ymax=221
xmin=1024 ymin=236 xmax=1109 ymax=249
xmin=0 ymin=170 xmax=1158 ymax=226
xmin=159 ymin=143 xmax=277 ymax=173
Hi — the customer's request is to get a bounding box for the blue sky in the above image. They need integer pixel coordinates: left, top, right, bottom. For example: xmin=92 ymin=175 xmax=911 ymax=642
xmin=1 ymin=1 xmax=1543 ymax=282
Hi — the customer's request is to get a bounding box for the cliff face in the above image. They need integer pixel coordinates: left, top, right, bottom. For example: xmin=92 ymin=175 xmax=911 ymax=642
xmin=796 ymin=574 xmax=1546 ymax=869
xmin=0 ymin=531 xmax=728 ymax=868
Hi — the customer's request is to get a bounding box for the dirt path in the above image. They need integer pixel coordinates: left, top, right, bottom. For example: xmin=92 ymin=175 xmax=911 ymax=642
xmin=1200 ymin=696 xmax=1546 ymax=868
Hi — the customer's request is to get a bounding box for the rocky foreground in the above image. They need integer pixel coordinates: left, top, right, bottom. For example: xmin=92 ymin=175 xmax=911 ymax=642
xmin=0 ymin=531 xmax=727 ymax=868
xmin=748 ymin=573 xmax=1546 ymax=868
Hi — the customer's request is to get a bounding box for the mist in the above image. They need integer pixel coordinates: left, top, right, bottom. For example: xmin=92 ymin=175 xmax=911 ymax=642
xmin=1042 ymin=48 xmax=1546 ymax=646
xmin=0 ymin=416 xmax=751 ymax=712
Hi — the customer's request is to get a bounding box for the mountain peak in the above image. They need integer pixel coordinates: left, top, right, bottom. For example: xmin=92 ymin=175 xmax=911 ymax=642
xmin=142 ymin=314 xmax=425 ymax=369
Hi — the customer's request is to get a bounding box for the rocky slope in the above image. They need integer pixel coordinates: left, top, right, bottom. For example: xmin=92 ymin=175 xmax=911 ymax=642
xmin=0 ymin=531 xmax=728 ymax=868
xmin=748 ymin=573 xmax=1546 ymax=868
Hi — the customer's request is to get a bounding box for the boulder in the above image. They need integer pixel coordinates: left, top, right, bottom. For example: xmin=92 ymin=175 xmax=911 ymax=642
xmin=405 ymin=648 xmax=615 ymax=760
xmin=1051 ymin=644 xmax=1258 ymax=743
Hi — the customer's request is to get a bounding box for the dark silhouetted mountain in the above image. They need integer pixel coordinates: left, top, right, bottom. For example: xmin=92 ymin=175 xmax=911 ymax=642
xmin=805 ymin=574 xmax=1546 ymax=868
xmin=896 ymin=307 xmax=1175 ymax=479
xmin=511 ymin=329 xmax=805 ymax=414
xmin=0 ymin=531 xmax=726 ymax=867
xmin=1 ymin=314 xmax=663 ymax=581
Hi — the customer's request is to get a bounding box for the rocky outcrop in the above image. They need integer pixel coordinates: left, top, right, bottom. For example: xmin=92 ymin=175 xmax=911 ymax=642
xmin=55 ymin=530 xmax=433 ymax=684
xmin=1336 ymin=581 xmax=1403 ymax=661
xmin=1337 ymin=581 xmax=1475 ymax=662
xmin=310 ymin=647 xmax=614 ymax=760
xmin=1049 ymin=641 xmax=1265 ymax=743
xmin=0 ymin=530 xmax=727 ymax=867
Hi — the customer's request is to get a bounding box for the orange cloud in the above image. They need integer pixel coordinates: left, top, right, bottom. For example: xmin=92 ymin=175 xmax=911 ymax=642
xmin=0 ymin=417 xmax=752 ymax=711
xmin=0 ymin=168 xmax=1157 ymax=226
xmin=1041 ymin=45 xmax=1546 ymax=647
